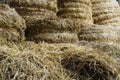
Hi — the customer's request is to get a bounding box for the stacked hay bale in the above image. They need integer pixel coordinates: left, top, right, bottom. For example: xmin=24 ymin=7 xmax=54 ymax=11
xmin=57 ymin=0 xmax=93 ymax=26
xmin=26 ymin=0 xmax=93 ymax=43
xmin=26 ymin=18 xmax=81 ymax=43
xmin=0 ymin=4 xmax=26 ymax=43
xmin=91 ymin=0 xmax=120 ymax=26
xmin=79 ymin=25 xmax=120 ymax=43
xmin=9 ymin=0 xmax=81 ymax=43
xmin=9 ymin=0 xmax=58 ymax=28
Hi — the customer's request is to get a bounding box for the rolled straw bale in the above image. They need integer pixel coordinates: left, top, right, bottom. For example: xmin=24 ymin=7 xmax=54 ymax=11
xmin=9 ymin=0 xmax=58 ymax=28
xmin=91 ymin=0 xmax=120 ymax=26
xmin=0 ymin=4 xmax=26 ymax=42
xmin=57 ymin=0 xmax=93 ymax=26
xmin=28 ymin=32 xmax=78 ymax=43
xmin=10 ymin=0 xmax=58 ymax=12
xmin=78 ymin=25 xmax=120 ymax=43
xmin=26 ymin=18 xmax=81 ymax=35
xmin=25 ymin=18 xmax=81 ymax=43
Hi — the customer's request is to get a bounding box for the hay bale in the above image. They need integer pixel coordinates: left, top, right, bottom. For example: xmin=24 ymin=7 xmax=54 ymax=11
xmin=57 ymin=0 xmax=93 ymax=26
xmin=29 ymin=32 xmax=78 ymax=43
xmin=91 ymin=0 xmax=120 ymax=26
xmin=78 ymin=25 xmax=120 ymax=43
xmin=0 ymin=4 xmax=26 ymax=42
xmin=25 ymin=18 xmax=81 ymax=43
xmin=9 ymin=0 xmax=58 ymax=28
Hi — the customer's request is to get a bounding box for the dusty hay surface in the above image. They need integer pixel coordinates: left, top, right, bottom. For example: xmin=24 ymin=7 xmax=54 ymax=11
xmin=57 ymin=0 xmax=93 ymax=26
xmin=0 ymin=4 xmax=26 ymax=43
xmin=26 ymin=18 xmax=81 ymax=43
xmin=91 ymin=0 xmax=120 ymax=26
xmin=9 ymin=0 xmax=58 ymax=28
xmin=0 ymin=42 xmax=120 ymax=80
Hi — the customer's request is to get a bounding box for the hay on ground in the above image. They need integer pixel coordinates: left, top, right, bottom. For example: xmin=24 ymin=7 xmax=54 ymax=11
xmin=0 ymin=4 xmax=26 ymax=43
xmin=91 ymin=0 xmax=120 ymax=26
xmin=57 ymin=0 xmax=93 ymax=26
xmin=0 ymin=42 xmax=119 ymax=80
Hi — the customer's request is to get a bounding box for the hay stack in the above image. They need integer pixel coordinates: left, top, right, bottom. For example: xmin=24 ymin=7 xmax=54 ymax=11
xmin=0 ymin=42 xmax=119 ymax=80
xmin=91 ymin=0 xmax=120 ymax=26
xmin=57 ymin=0 xmax=93 ymax=26
xmin=0 ymin=4 xmax=26 ymax=43
xmin=9 ymin=0 xmax=58 ymax=28
xmin=58 ymin=44 xmax=119 ymax=80
xmin=78 ymin=25 xmax=120 ymax=43
xmin=26 ymin=18 xmax=81 ymax=43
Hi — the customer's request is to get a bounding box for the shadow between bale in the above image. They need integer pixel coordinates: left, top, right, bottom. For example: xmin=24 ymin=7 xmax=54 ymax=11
xmin=61 ymin=53 xmax=119 ymax=80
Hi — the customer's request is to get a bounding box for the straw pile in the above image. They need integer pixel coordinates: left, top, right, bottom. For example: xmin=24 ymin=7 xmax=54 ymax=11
xmin=57 ymin=0 xmax=93 ymax=26
xmin=0 ymin=4 xmax=26 ymax=43
xmin=9 ymin=0 xmax=58 ymax=28
xmin=91 ymin=0 xmax=120 ymax=26
xmin=0 ymin=42 xmax=119 ymax=80
xmin=26 ymin=18 xmax=81 ymax=43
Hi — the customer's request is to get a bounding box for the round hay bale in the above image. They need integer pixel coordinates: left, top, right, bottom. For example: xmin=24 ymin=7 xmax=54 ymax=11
xmin=91 ymin=0 xmax=120 ymax=26
xmin=57 ymin=0 xmax=93 ymax=26
xmin=10 ymin=0 xmax=58 ymax=12
xmin=0 ymin=4 xmax=26 ymax=43
xmin=78 ymin=25 xmax=120 ymax=43
xmin=9 ymin=0 xmax=58 ymax=28
xmin=25 ymin=18 xmax=81 ymax=43
xmin=27 ymin=32 xmax=78 ymax=43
